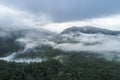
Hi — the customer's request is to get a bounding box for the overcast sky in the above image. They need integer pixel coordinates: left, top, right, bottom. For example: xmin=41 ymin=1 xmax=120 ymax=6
xmin=0 ymin=0 xmax=120 ymax=32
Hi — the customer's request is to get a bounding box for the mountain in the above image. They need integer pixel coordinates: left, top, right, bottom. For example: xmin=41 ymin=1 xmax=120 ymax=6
xmin=1 ymin=26 xmax=120 ymax=62
xmin=51 ymin=26 xmax=120 ymax=44
xmin=61 ymin=26 xmax=120 ymax=35
xmin=0 ymin=27 xmax=55 ymax=57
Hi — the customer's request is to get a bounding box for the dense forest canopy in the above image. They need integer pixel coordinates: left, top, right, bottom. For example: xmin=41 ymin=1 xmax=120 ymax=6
xmin=0 ymin=50 xmax=120 ymax=80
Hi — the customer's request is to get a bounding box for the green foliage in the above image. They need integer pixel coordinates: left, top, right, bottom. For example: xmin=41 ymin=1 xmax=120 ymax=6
xmin=0 ymin=37 xmax=20 ymax=57
xmin=0 ymin=52 xmax=120 ymax=80
xmin=15 ymin=46 xmax=67 ymax=59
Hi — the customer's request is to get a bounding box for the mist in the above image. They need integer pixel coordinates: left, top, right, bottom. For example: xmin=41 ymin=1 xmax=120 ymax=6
xmin=54 ymin=33 xmax=120 ymax=52
xmin=1 ymin=27 xmax=120 ymax=62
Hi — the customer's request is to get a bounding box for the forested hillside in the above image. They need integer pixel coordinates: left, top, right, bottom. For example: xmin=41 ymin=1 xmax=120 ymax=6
xmin=0 ymin=51 xmax=120 ymax=80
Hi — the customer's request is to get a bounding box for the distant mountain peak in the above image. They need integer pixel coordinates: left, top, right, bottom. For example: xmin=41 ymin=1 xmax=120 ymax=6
xmin=61 ymin=26 xmax=120 ymax=35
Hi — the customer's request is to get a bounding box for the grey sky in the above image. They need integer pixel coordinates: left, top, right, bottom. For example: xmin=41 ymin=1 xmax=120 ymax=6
xmin=0 ymin=0 xmax=120 ymax=22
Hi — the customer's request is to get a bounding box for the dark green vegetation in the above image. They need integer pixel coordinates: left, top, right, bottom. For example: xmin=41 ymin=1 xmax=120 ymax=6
xmin=0 ymin=51 xmax=120 ymax=80
xmin=0 ymin=36 xmax=20 ymax=57
xmin=14 ymin=46 xmax=65 ymax=59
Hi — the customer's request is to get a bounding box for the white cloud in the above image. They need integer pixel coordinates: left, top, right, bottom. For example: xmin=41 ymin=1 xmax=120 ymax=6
xmin=42 ymin=14 xmax=120 ymax=33
xmin=53 ymin=33 xmax=120 ymax=54
xmin=0 ymin=4 xmax=120 ymax=33
xmin=0 ymin=5 xmax=52 ymax=29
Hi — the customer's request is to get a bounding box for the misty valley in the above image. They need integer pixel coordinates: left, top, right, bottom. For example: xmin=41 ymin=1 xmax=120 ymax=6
xmin=0 ymin=26 xmax=120 ymax=62
xmin=0 ymin=26 xmax=120 ymax=80
xmin=1 ymin=0 xmax=120 ymax=80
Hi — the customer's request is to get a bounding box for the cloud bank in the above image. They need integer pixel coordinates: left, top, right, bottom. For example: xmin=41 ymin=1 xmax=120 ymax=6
xmin=0 ymin=1 xmax=120 ymax=33
xmin=0 ymin=27 xmax=120 ymax=62
xmin=0 ymin=0 xmax=120 ymax=22
xmin=0 ymin=5 xmax=52 ymax=29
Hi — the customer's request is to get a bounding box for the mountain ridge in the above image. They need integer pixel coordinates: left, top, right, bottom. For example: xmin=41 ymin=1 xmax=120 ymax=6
xmin=61 ymin=26 xmax=120 ymax=35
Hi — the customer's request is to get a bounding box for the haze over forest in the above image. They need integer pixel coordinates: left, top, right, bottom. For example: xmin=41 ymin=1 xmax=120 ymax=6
xmin=0 ymin=0 xmax=120 ymax=80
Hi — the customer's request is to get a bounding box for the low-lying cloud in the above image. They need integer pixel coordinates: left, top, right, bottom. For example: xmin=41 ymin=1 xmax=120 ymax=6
xmin=1 ymin=27 xmax=120 ymax=62
xmin=53 ymin=33 xmax=120 ymax=53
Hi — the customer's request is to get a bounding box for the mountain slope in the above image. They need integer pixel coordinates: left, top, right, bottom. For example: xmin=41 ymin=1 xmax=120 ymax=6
xmin=0 ymin=27 xmax=55 ymax=57
xmin=1 ymin=26 xmax=120 ymax=62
